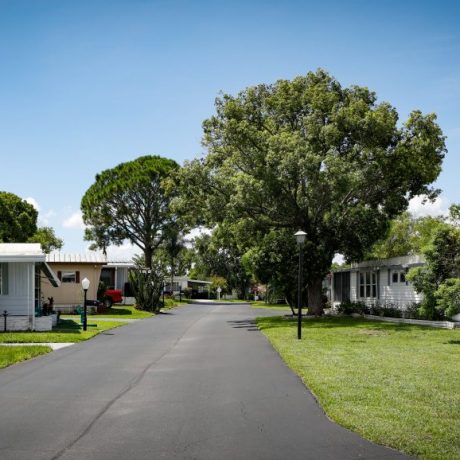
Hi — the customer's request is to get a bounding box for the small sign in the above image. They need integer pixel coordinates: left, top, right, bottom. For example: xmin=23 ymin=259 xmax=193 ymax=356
xmin=216 ymin=287 xmax=222 ymax=293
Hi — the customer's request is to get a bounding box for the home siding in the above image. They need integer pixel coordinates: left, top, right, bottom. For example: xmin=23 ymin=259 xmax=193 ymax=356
xmin=380 ymin=269 xmax=423 ymax=306
xmin=42 ymin=263 xmax=102 ymax=307
xmin=350 ymin=272 xmax=358 ymax=302
xmin=0 ymin=262 xmax=34 ymax=316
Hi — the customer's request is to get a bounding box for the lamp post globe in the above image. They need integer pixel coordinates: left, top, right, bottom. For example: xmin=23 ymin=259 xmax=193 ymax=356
xmin=294 ymin=231 xmax=306 ymax=339
xmin=81 ymin=278 xmax=90 ymax=331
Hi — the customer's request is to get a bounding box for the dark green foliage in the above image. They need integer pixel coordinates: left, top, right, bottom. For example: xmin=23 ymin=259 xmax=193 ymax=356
xmin=191 ymin=225 xmax=252 ymax=299
xmin=366 ymin=212 xmax=446 ymax=259
xmin=81 ymin=155 xmax=180 ymax=268
xmin=246 ymin=229 xmax=304 ymax=312
xmin=434 ymin=278 xmax=460 ymax=318
xmin=0 ymin=191 xmax=37 ymax=242
xmin=407 ymin=225 xmax=460 ymax=319
xmin=0 ymin=192 xmax=62 ymax=252
xmin=178 ymin=69 xmax=446 ymax=314
xmin=128 ymin=265 xmax=164 ymax=313
xmin=336 ymin=301 xmax=368 ymax=315
xmin=27 ymin=226 xmax=63 ymax=253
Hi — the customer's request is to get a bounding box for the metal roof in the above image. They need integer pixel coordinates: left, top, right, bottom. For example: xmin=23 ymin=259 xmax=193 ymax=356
xmin=46 ymin=252 xmax=107 ymax=264
xmin=0 ymin=243 xmax=45 ymax=262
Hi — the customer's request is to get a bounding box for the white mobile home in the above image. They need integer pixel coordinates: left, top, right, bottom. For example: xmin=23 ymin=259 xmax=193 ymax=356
xmin=0 ymin=243 xmax=60 ymax=331
xmin=330 ymin=255 xmax=424 ymax=308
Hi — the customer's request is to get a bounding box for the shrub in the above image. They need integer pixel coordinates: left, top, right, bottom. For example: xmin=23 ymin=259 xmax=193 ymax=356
xmin=128 ymin=266 xmax=164 ymax=313
xmin=336 ymin=301 xmax=367 ymax=315
xmin=381 ymin=304 xmax=403 ymax=318
xmin=404 ymin=302 xmax=423 ymax=319
xmin=434 ymin=278 xmax=460 ymax=318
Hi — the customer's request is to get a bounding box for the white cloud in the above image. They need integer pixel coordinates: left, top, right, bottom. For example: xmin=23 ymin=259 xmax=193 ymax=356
xmin=39 ymin=209 xmax=56 ymax=226
xmin=25 ymin=197 xmax=40 ymax=211
xmin=408 ymin=195 xmax=449 ymax=218
xmin=63 ymin=211 xmax=86 ymax=229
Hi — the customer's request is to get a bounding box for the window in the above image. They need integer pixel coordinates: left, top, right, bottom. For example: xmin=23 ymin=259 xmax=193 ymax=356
xmin=359 ymin=271 xmax=377 ymax=298
xmin=0 ymin=263 xmax=8 ymax=295
xmin=392 ymin=270 xmax=406 ymax=284
xmin=59 ymin=271 xmax=81 ymax=283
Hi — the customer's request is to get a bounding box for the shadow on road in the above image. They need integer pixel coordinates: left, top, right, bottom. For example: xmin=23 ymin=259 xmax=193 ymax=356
xmin=227 ymin=319 xmax=259 ymax=332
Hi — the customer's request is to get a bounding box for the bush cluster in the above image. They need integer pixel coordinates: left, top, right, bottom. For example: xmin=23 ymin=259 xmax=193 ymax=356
xmin=336 ymin=301 xmax=438 ymax=320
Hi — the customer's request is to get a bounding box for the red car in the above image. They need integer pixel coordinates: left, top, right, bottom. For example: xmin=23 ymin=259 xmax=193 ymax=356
xmin=103 ymin=289 xmax=123 ymax=307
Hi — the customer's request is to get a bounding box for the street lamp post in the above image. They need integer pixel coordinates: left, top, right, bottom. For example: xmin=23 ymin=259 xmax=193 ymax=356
xmin=81 ymin=277 xmax=90 ymax=331
xmin=294 ymin=230 xmax=307 ymax=340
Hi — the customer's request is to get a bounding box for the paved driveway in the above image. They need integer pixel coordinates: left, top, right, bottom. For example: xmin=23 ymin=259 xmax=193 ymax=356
xmin=0 ymin=303 xmax=410 ymax=459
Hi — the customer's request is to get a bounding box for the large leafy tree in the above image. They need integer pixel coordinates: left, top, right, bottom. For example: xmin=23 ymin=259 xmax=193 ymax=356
xmin=0 ymin=192 xmax=63 ymax=252
xmin=81 ymin=155 xmax=180 ymax=268
xmin=178 ymin=69 xmax=446 ymax=314
xmin=366 ymin=212 xmax=446 ymax=259
xmin=246 ymin=229 xmax=304 ymax=314
xmin=0 ymin=191 xmax=38 ymax=242
xmin=154 ymin=224 xmax=193 ymax=292
xmin=28 ymin=226 xmax=63 ymax=254
xmin=191 ymin=225 xmax=252 ymax=299
xmin=408 ymin=225 xmax=460 ymax=319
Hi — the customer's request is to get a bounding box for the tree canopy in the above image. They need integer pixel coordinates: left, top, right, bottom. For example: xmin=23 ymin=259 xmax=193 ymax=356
xmin=0 ymin=191 xmax=63 ymax=253
xmin=0 ymin=191 xmax=38 ymax=242
xmin=81 ymin=155 xmax=179 ymax=268
xmin=28 ymin=226 xmax=63 ymax=254
xmin=190 ymin=225 xmax=252 ymax=299
xmin=408 ymin=225 xmax=460 ymax=319
xmin=177 ymin=69 xmax=446 ymax=314
xmin=365 ymin=212 xmax=446 ymax=259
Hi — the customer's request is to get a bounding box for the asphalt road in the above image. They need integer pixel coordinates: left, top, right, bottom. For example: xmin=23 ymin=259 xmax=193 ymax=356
xmin=0 ymin=302 xmax=410 ymax=459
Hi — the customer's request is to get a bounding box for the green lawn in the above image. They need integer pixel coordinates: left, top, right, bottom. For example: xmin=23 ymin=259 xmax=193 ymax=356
xmin=0 ymin=319 xmax=126 ymax=343
xmin=162 ymin=298 xmax=190 ymax=309
xmin=250 ymin=300 xmax=292 ymax=312
xmin=256 ymin=316 xmax=460 ymax=460
xmin=0 ymin=345 xmax=52 ymax=368
xmin=91 ymin=305 xmax=153 ymax=319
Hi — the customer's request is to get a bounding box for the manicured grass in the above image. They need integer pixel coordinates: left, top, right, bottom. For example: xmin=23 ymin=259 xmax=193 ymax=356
xmin=0 ymin=319 xmax=126 ymax=343
xmin=256 ymin=316 xmax=460 ymax=460
xmin=163 ymin=298 xmax=190 ymax=309
xmin=0 ymin=345 xmax=52 ymax=368
xmin=250 ymin=300 xmax=292 ymax=311
xmin=95 ymin=305 xmax=153 ymax=319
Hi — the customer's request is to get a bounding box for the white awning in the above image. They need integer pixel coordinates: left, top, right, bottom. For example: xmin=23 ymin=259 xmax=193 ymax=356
xmin=40 ymin=262 xmax=61 ymax=287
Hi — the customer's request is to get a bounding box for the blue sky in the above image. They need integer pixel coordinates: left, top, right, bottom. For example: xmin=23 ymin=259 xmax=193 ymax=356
xmin=1 ymin=0 xmax=459 ymax=258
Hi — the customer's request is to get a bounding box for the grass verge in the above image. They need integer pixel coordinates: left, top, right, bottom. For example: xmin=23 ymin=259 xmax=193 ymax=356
xmin=0 ymin=319 xmax=126 ymax=343
xmin=87 ymin=305 xmax=153 ymax=319
xmin=250 ymin=300 xmax=292 ymax=311
xmin=256 ymin=315 xmax=460 ymax=460
xmin=0 ymin=345 xmax=52 ymax=368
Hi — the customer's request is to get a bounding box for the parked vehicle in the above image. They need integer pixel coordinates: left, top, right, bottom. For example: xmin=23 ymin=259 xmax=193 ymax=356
xmin=102 ymin=289 xmax=123 ymax=308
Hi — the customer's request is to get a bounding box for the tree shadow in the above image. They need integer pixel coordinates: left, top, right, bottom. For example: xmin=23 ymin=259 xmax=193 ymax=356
xmin=101 ymin=307 xmax=135 ymax=316
xmin=227 ymin=319 xmax=259 ymax=331
xmin=446 ymin=340 xmax=460 ymax=345
xmin=256 ymin=316 xmax=424 ymax=333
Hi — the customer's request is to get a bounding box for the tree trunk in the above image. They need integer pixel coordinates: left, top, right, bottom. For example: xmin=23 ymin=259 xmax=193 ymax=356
xmin=307 ymin=277 xmax=324 ymax=316
xmin=170 ymin=256 xmax=175 ymax=299
xmin=284 ymin=290 xmax=296 ymax=316
xmin=144 ymin=247 xmax=153 ymax=270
